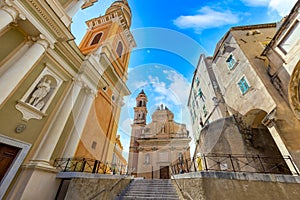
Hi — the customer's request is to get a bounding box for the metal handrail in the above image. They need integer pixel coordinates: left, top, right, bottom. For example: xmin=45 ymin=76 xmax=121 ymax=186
xmin=170 ymin=172 xmax=193 ymax=200
xmin=170 ymin=153 xmax=299 ymax=176
xmin=88 ymin=174 xmax=130 ymax=200
xmin=53 ymin=157 xmax=128 ymax=175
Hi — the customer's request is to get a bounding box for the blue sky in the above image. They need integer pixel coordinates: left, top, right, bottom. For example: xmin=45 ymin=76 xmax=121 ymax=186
xmin=72 ymin=0 xmax=297 ymax=159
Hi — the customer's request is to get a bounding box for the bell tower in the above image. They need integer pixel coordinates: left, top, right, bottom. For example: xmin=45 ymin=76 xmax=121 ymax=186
xmin=128 ymin=90 xmax=148 ymax=176
xmin=75 ymin=0 xmax=136 ymax=162
xmin=133 ymin=89 xmax=148 ymax=125
xmin=78 ymin=0 xmax=135 ymax=80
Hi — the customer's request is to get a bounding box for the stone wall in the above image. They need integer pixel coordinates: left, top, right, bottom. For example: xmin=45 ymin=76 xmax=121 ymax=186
xmin=198 ymin=116 xmax=289 ymax=174
xmin=172 ymin=171 xmax=300 ymax=200
xmin=62 ymin=173 xmax=132 ymax=200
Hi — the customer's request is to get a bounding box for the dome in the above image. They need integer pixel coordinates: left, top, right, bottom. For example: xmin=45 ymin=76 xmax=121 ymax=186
xmin=105 ymin=0 xmax=132 ymax=27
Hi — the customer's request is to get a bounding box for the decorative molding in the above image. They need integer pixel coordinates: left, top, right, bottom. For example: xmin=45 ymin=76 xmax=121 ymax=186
xmin=289 ymin=64 xmax=300 ymax=119
xmin=27 ymin=0 xmax=64 ymax=38
xmin=81 ymin=0 xmax=98 ymax=9
xmin=2 ymin=0 xmax=26 ymax=21
xmin=15 ymin=101 xmax=46 ymax=121
xmin=37 ymin=34 xmax=51 ymax=49
xmin=85 ymin=11 xmax=135 ymax=47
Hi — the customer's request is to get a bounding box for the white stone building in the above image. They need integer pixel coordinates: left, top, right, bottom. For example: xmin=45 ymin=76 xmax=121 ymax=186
xmin=187 ymin=54 xmax=227 ymax=142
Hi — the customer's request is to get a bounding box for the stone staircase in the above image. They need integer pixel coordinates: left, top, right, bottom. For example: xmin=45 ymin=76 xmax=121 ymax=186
xmin=116 ymin=179 xmax=180 ymax=200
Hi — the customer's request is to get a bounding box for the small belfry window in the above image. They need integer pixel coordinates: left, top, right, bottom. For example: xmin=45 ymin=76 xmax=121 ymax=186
xmin=91 ymin=32 xmax=102 ymax=45
xmin=116 ymin=41 xmax=123 ymax=58
xmin=238 ymin=76 xmax=250 ymax=94
xmin=226 ymin=54 xmax=237 ymax=70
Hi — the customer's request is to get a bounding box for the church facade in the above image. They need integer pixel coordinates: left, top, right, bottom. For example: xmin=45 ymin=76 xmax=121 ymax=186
xmin=128 ymin=90 xmax=191 ymax=179
xmin=0 ymin=0 xmax=134 ymax=199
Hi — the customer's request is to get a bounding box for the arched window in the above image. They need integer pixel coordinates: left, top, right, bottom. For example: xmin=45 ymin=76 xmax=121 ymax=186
xmin=138 ymin=100 xmax=143 ymax=107
xmin=116 ymin=41 xmax=123 ymax=58
xmin=91 ymin=32 xmax=103 ymax=45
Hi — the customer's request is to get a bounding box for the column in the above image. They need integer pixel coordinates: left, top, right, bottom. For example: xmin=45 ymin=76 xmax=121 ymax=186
xmin=65 ymin=0 xmax=85 ymax=18
xmin=62 ymin=88 xmax=95 ymax=158
xmin=0 ymin=36 xmax=49 ymax=105
xmin=0 ymin=6 xmax=18 ymax=32
xmin=33 ymin=81 xmax=82 ymax=163
xmin=268 ymin=126 xmax=300 ymax=175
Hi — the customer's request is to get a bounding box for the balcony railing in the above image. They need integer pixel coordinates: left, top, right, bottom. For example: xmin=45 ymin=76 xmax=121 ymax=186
xmin=53 ymin=158 xmax=128 ymax=175
xmin=170 ymin=154 xmax=299 ymax=175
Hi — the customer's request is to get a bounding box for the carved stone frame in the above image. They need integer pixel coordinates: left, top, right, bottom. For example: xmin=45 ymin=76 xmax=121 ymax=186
xmin=15 ymin=63 xmax=66 ymax=121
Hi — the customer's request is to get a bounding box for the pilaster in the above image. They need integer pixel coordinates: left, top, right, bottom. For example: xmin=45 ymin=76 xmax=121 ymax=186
xmin=0 ymin=34 xmax=50 ymax=106
xmin=62 ymin=87 xmax=96 ymax=158
xmin=31 ymin=78 xmax=82 ymax=164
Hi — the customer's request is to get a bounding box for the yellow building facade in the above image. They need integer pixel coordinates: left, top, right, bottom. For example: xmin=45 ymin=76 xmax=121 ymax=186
xmin=0 ymin=0 xmax=134 ymax=199
xmin=73 ymin=0 xmax=135 ymax=163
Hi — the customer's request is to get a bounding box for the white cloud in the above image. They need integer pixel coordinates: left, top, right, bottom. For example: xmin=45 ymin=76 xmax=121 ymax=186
xmin=173 ymin=6 xmax=239 ymax=30
xmin=241 ymin=0 xmax=270 ymax=6
xmin=163 ymin=70 xmax=191 ymax=106
xmin=241 ymin=0 xmax=297 ymax=17
xmin=268 ymin=0 xmax=297 ymax=17
xmin=120 ymin=118 xmax=133 ymax=135
xmin=132 ymin=80 xmax=148 ymax=89
xmin=148 ymin=75 xmax=180 ymax=105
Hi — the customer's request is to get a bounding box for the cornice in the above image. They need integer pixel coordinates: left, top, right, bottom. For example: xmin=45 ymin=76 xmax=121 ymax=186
xmin=16 ymin=0 xmax=74 ymax=41
xmin=86 ymin=10 xmax=136 ymax=47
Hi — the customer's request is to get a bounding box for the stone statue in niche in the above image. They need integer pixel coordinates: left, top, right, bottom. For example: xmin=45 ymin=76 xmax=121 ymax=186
xmin=28 ymin=78 xmax=52 ymax=110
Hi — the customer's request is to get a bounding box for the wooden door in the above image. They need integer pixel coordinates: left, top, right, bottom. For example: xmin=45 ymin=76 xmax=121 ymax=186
xmin=160 ymin=166 xmax=170 ymax=179
xmin=0 ymin=143 xmax=20 ymax=181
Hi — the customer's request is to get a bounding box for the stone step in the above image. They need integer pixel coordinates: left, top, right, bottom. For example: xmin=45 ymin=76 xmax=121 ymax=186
xmin=129 ymin=185 xmax=174 ymax=188
xmin=124 ymin=191 xmax=177 ymax=195
xmin=116 ymin=179 xmax=179 ymax=200
xmin=128 ymin=188 xmax=176 ymax=193
xmin=121 ymin=193 xmax=179 ymax=196
xmin=119 ymin=196 xmax=179 ymax=200
xmin=126 ymin=189 xmax=176 ymax=191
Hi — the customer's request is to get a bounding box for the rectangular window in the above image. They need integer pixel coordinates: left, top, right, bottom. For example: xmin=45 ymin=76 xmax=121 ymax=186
xmin=279 ymin=20 xmax=300 ymax=54
xmin=198 ymin=88 xmax=205 ymax=102
xmin=203 ymin=105 xmax=207 ymax=117
xmin=226 ymin=54 xmax=237 ymax=70
xmin=238 ymin=76 xmax=250 ymax=94
xmin=91 ymin=141 xmax=97 ymax=149
xmin=196 ymin=77 xmax=200 ymax=87
xmin=198 ymin=88 xmax=203 ymax=97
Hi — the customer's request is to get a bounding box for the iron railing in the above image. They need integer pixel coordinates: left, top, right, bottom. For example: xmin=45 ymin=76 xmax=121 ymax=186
xmin=170 ymin=154 xmax=299 ymax=175
xmin=53 ymin=158 xmax=128 ymax=175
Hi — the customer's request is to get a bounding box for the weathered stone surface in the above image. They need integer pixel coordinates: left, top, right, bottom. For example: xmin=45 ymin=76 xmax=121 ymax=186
xmin=172 ymin=171 xmax=300 ymax=200
xmin=64 ymin=176 xmax=131 ymax=200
